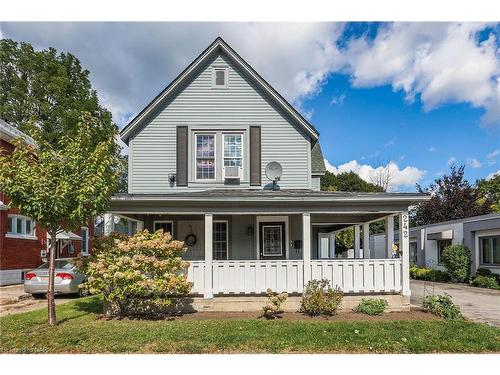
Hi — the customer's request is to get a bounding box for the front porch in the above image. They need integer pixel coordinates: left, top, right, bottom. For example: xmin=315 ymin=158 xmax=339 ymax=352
xmin=105 ymin=190 xmax=416 ymax=300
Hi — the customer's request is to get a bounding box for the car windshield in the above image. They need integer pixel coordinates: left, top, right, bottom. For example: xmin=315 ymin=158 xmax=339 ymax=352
xmin=37 ymin=260 xmax=74 ymax=270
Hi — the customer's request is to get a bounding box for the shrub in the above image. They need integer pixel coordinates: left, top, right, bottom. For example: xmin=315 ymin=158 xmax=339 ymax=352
xmin=300 ymin=279 xmax=343 ymax=316
xmin=423 ymin=293 xmax=462 ymax=321
xmin=475 ymin=268 xmax=492 ymax=277
xmin=80 ymin=230 xmax=192 ymax=316
xmin=354 ymin=298 xmax=387 ymax=315
xmin=409 ymin=266 xmax=451 ymax=282
xmin=441 ymin=244 xmax=471 ymax=283
xmin=470 ymin=275 xmax=500 ymax=289
xmin=262 ymin=288 xmax=288 ymax=319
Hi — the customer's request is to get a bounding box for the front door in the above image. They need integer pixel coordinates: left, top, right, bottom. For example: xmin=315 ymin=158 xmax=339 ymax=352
xmin=259 ymin=222 xmax=286 ymax=260
xmin=318 ymin=232 xmax=335 ymax=259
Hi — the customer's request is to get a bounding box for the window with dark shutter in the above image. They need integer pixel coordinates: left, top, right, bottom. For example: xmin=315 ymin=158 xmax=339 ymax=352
xmin=249 ymin=126 xmax=261 ymax=186
xmin=176 ymin=126 xmax=188 ymax=186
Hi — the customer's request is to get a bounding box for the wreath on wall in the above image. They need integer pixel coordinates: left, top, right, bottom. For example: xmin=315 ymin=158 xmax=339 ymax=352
xmin=185 ymin=234 xmax=197 ymax=247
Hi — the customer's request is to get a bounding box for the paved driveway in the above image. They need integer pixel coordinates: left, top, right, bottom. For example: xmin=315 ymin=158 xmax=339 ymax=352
xmin=0 ymin=284 xmax=77 ymax=317
xmin=411 ymin=279 xmax=500 ymax=327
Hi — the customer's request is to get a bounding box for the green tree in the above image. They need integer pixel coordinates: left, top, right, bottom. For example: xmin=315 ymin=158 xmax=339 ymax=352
xmin=413 ymin=165 xmax=493 ymax=226
xmin=0 ymin=39 xmax=115 ymax=149
xmin=476 ymin=173 xmax=500 ymax=212
xmin=0 ymin=113 xmax=120 ymax=326
xmin=321 ymin=171 xmax=384 ymax=192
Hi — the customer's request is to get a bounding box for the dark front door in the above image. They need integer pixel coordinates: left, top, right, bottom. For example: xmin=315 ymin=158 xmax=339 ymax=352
xmin=259 ymin=222 xmax=286 ymax=260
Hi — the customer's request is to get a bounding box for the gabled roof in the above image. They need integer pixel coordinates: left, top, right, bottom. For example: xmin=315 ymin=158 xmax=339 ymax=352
xmin=120 ymin=37 xmax=320 ymax=143
xmin=0 ymin=118 xmax=36 ymax=146
xmin=311 ymin=141 xmax=326 ymax=175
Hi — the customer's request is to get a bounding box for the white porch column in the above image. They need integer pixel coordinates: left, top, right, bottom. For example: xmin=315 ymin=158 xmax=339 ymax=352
xmin=399 ymin=210 xmax=411 ymax=296
xmin=363 ymin=222 xmax=370 ymax=259
xmin=302 ymin=213 xmax=311 ymax=284
xmin=354 ymin=225 xmax=361 ymax=258
xmin=103 ymin=213 xmax=113 ymax=235
xmin=385 ymin=215 xmax=395 ymax=258
xmin=204 ymin=213 xmax=213 ymax=299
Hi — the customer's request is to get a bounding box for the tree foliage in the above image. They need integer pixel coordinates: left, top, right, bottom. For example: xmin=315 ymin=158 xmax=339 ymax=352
xmin=413 ymin=165 xmax=493 ymax=226
xmin=476 ymin=173 xmax=500 ymax=213
xmin=321 ymin=171 xmax=384 ymax=192
xmin=0 ymin=39 xmax=115 ymax=149
xmin=0 ymin=112 xmax=120 ymax=324
xmin=81 ymin=230 xmax=192 ymax=316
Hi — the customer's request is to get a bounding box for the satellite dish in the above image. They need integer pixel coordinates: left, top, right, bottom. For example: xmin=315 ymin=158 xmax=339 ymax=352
xmin=265 ymin=162 xmax=283 ymax=190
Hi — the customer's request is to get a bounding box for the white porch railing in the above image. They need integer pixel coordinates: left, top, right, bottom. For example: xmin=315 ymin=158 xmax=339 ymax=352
xmin=186 ymin=259 xmax=402 ymax=295
xmin=310 ymin=259 xmax=402 ymax=293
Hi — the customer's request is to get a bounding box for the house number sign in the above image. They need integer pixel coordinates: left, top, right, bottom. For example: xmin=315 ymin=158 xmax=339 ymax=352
xmin=402 ymin=213 xmax=409 ymax=239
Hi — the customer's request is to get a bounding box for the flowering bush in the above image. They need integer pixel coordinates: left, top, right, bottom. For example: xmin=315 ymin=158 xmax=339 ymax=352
xmin=262 ymin=288 xmax=288 ymax=319
xmin=300 ymin=279 xmax=343 ymax=316
xmin=80 ymin=230 xmax=192 ymax=315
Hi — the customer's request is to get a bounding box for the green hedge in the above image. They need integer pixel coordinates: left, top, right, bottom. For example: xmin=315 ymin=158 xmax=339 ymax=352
xmin=410 ymin=266 xmax=451 ymax=282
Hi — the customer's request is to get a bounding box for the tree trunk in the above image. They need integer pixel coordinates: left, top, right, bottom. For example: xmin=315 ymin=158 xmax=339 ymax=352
xmin=48 ymin=229 xmax=57 ymax=326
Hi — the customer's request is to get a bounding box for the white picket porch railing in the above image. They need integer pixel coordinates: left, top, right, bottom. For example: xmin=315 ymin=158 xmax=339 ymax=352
xmin=310 ymin=259 xmax=402 ymax=293
xmin=186 ymin=259 xmax=402 ymax=295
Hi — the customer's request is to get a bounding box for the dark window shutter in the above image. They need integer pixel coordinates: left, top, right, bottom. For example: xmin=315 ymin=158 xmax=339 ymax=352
xmin=176 ymin=126 xmax=188 ymax=186
xmin=249 ymin=126 xmax=261 ymax=186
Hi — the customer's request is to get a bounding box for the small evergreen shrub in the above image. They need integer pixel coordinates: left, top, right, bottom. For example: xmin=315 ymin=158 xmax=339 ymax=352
xmin=300 ymin=279 xmax=343 ymax=316
xmin=470 ymin=275 xmax=500 ymax=289
xmin=409 ymin=266 xmax=451 ymax=282
xmin=262 ymin=288 xmax=288 ymax=319
xmin=423 ymin=293 xmax=462 ymax=321
xmin=441 ymin=244 xmax=471 ymax=283
xmin=354 ymin=298 xmax=387 ymax=315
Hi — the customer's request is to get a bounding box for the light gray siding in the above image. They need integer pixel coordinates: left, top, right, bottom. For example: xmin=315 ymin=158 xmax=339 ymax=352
xmin=311 ymin=176 xmax=321 ymax=191
xmin=129 ymin=52 xmax=311 ymax=193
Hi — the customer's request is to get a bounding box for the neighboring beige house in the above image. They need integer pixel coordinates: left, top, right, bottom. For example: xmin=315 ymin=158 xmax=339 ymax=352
xmin=104 ymin=37 xmax=429 ymax=309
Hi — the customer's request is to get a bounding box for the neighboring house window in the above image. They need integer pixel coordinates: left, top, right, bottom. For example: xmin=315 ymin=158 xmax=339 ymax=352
xmin=213 ymin=221 xmax=228 ymax=260
xmin=409 ymin=242 xmax=417 ymax=266
xmin=480 ymin=236 xmax=500 ymax=266
xmin=113 ymin=216 xmax=139 ymax=236
xmin=154 ymin=221 xmax=174 ymax=237
xmin=437 ymin=239 xmax=452 ymax=264
xmin=223 ymin=134 xmax=242 ymax=178
xmin=212 ymin=68 xmax=228 ymax=88
xmin=196 ymin=134 xmax=216 ymax=180
xmin=7 ymin=214 xmax=36 ymax=238
xmin=81 ymin=227 xmax=89 ymax=256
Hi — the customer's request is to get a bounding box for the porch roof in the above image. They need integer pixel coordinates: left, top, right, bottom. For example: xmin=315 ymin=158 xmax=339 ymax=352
xmin=110 ymin=189 xmax=429 ymax=216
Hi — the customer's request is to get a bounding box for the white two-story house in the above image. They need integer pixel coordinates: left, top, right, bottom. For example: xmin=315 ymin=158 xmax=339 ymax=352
xmin=106 ymin=37 xmax=429 ymax=309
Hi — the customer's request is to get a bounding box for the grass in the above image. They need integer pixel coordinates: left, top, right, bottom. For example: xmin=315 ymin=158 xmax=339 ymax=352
xmin=0 ymin=296 xmax=499 ymax=353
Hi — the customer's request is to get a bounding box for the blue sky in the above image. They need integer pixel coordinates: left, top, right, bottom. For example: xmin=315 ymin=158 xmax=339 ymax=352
xmin=1 ymin=22 xmax=499 ymax=191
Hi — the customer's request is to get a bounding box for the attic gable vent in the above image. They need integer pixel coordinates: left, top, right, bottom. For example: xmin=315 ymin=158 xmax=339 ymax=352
xmin=213 ymin=68 xmax=228 ymax=88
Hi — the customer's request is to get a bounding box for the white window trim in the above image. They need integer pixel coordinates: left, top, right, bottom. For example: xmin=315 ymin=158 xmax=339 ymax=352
xmin=223 ymin=133 xmax=243 ymax=179
xmin=153 ymin=220 xmax=175 ymax=237
xmin=256 ymin=216 xmax=289 ymax=260
xmin=194 ymin=133 xmax=217 ymax=182
xmin=81 ymin=227 xmax=90 ymax=256
xmin=213 ymin=220 xmax=229 ymax=260
xmin=6 ymin=214 xmax=37 ymax=240
xmin=212 ymin=67 xmax=228 ymax=89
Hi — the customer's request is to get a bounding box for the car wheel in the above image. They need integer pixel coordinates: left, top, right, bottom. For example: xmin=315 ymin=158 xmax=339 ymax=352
xmin=32 ymin=294 xmax=46 ymax=299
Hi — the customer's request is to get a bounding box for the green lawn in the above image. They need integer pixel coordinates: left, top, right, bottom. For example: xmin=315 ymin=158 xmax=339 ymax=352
xmin=1 ymin=296 xmax=499 ymax=353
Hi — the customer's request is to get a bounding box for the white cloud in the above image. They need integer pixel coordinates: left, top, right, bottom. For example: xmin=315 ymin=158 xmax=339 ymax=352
xmin=330 ymin=93 xmax=346 ymax=106
xmin=324 ymin=159 xmax=425 ymax=192
xmin=428 ymin=146 xmax=436 ymax=152
xmin=447 ymin=157 xmax=457 ymax=165
xmin=487 ymin=149 xmax=500 ymax=159
xmin=342 ymin=23 xmax=500 ymax=124
xmin=467 ymin=158 xmax=482 ymax=168
xmin=486 ymin=170 xmax=500 ymax=180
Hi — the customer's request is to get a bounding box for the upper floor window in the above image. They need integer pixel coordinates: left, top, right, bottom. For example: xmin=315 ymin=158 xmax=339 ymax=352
xmin=7 ymin=214 xmax=36 ymax=238
xmin=196 ymin=134 xmax=216 ymax=180
xmin=212 ymin=68 xmax=228 ymax=88
xmin=223 ymin=134 xmax=242 ymax=178
xmin=480 ymin=236 xmax=500 ymax=266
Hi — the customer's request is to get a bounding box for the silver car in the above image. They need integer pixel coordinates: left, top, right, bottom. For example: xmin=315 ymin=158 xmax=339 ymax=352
xmin=24 ymin=259 xmax=86 ymax=297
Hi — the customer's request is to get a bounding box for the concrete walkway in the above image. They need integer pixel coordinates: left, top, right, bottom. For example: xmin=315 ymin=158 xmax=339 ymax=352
xmin=410 ymin=279 xmax=500 ymax=327
xmin=0 ymin=284 xmax=76 ymax=317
